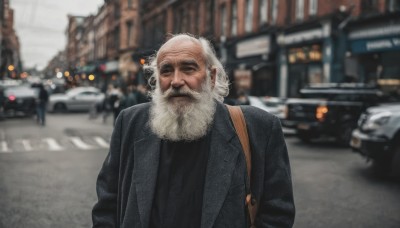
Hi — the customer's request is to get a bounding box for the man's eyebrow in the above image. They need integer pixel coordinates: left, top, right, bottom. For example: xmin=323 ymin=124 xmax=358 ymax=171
xmin=159 ymin=62 xmax=173 ymax=69
xmin=180 ymin=60 xmax=199 ymax=68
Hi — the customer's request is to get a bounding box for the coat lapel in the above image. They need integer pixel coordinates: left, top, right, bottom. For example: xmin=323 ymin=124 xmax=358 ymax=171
xmin=201 ymin=103 xmax=244 ymax=228
xmin=133 ymin=129 xmax=161 ymax=228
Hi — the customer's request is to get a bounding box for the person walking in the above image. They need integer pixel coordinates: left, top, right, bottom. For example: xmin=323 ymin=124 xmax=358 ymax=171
xmin=92 ymin=34 xmax=295 ymax=228
xmin=36 ymin=84 xmax=49 ymax=126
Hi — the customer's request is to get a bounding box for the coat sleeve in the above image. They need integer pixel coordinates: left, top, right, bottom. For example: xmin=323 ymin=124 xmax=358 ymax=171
xmin=92 ymin=111 xmax=124 ymax=227
xmin=256 ymin=115 xmax=295 ymax=227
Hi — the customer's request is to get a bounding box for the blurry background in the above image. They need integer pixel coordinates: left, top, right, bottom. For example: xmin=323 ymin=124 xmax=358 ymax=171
xmin=1 ymin=0 xmax=400 ymax=227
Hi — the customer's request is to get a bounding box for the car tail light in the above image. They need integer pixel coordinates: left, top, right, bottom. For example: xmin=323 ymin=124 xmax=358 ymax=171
xmin=316 ymin=105 xmax=328 ymax=122
xmin=8 ymin=95 xmax=16 ymax=101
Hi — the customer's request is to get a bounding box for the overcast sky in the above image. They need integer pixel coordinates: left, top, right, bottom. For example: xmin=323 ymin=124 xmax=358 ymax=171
xmin=10 ymin=0 xmax=104 ymax=70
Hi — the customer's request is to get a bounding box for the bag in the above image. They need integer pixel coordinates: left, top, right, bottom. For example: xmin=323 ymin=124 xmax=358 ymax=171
xmin=226 ymin=105 xmax=258 ymax=228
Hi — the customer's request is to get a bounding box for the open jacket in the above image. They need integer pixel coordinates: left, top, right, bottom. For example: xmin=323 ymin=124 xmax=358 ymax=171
xmin=92 ymin=101 xmax=295 ymax=228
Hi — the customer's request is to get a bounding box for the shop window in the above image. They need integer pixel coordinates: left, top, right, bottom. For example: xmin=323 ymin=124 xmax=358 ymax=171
xmin=309 ymin=0 xmax=318 ymax=16
xmin=288 ymin=45 xmax=322 ymax=64
xmin=296 ymin=0 xmax=305 ymax=21
xmin=259 ymin=0 xmax=268 ymax=25
xmin=386 ymin=0 xmax=400 ymax=11
xmin=231 ymin=1 xmax=238 ymax=36
xmin=245 ymin=0 xmax=254 ymax=33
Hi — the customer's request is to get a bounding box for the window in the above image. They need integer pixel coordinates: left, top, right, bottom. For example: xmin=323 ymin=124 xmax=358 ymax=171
xmin=127 ymin=22 xmax=134 ymax=47
xmin=271 ymin=0 xmax=278 ymax=24
xmin=231 ymin=1 xmax=237 ymax=36
xmin=309 ymin=0 xmax=318 ymax=16
xmin=220 ymin=4 xmax=227 ymax=36
xmin=114 ymin=27 xmax=120 ymax=50
xmin=361 ymin=0 xmax=379 ymax=13
xmin=114 ymin=4 xmax=120 ymax=19
xmin=128 ymin=0 xmax=133 ymax=8
xmin=245 ymin=0 xmax=253 ymax=33
xmin=387 ymin=0 xmax=400 ymax=11
xmin=173 ymin=9 xmax=182 ymax=33
xmin=260 ymin=0 xmax=268 ymax=24
xmin=296 ymin=0 xmax=304 ymax=21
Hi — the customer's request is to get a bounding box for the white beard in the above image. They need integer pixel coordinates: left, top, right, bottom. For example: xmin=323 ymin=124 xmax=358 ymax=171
xmin=149 ymin=78 xmax=216 ymax=141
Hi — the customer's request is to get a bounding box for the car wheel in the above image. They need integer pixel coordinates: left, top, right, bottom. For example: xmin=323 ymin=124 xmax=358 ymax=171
xmin=336 ymin=123 xmax=355 ymax=147
xmin=54 ymin=103 xmax=67 ymax=113
xmin=298 ymin=131 xmax=312 ymax=143
xmin=390 ymin=141 xmax=400 ymax=180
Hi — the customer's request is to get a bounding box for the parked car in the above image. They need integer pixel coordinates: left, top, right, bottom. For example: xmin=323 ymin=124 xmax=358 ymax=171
xmin=350 ymin=103 xmax=400 ymax=178
xmin=282 ymin=84 xmax=389 ymax=145
xmin=0 ymin=84 xmax=37 ymax=117
xmin=47 ymin=87 xmax=105 ymax=113
xmin=248 ymin=96 xmax=286 ymax=120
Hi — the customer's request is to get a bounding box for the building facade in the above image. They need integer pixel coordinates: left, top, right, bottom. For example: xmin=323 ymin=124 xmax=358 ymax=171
xmin=56 ymin=0 xmax=400 ymax=98
xmin=0 ymin=0 xmax=21 ymax=80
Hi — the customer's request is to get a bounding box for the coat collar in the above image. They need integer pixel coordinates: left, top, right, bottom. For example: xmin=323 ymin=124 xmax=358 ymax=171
xmin=133 ymin=102 xmax=243 ymax=228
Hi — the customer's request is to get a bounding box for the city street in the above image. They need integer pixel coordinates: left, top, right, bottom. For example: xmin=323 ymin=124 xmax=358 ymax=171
xmin=0 ymin=113 xmax=399 ymax=228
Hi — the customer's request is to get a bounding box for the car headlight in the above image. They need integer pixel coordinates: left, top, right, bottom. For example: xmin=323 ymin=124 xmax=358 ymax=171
xmin=362 ymin=111 xmax=391 ymax=131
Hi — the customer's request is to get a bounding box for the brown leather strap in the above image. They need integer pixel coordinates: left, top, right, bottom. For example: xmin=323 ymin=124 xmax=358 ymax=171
xmin=226 ymin=105 xmax=258 ymax=227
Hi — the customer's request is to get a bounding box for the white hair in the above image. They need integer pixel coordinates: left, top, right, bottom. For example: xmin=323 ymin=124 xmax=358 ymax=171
xmin=144 ymin=33 xmax=230 ymax=102
xmin=149 ymin=75 xmax=216 ymax=141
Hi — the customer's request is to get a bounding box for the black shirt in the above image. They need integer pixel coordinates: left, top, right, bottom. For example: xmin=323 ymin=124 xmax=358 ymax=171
xmin=149 ymin=134 xmax=211 ymax=228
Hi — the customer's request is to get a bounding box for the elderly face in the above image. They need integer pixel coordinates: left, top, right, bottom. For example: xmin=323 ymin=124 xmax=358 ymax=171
xmin=156 ymin=39 xmax=215 ymax=106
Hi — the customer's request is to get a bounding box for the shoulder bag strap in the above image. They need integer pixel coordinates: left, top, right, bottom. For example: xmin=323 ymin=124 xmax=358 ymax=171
xmin=226 ymin=105 xmax=258 ymax=228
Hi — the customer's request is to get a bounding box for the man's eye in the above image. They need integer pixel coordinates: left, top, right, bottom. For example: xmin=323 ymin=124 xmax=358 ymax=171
xmin=160 ymin=69 xmax=172 ymax=75
xmin=182 ymin=67 xmax=195 ymax=72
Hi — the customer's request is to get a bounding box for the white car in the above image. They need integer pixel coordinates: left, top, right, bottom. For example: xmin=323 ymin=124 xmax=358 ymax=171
xmin=48 ymin=87 xmax=105 ymax=112
xmin=248 ymin=96 xmax=286 ymax=120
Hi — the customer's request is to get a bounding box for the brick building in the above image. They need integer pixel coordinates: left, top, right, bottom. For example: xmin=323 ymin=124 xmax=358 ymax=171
xmin=0 ymin=0 xmax=21 ymax=80
xmin=59 ymin=0 xmax=400 ymax=97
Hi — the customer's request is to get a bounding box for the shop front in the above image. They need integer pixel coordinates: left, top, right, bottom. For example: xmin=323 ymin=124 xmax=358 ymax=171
xmin=278 ymin=20 xmax=335 ymax=98
xmin=346 ymin=16 xmax=400 ymax=96
xmin=225 ymin=33 xmax=277 ymax=97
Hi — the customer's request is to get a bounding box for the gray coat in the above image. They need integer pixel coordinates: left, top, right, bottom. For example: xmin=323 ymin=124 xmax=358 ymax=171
xmin=92 ymin=101 xmax=295 ymax=228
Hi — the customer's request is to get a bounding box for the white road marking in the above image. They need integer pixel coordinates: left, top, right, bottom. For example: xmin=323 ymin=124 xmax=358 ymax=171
xmin=70 ymin=137 xmax=94 ymax=150
xmin=94 ymin=137 xmax=109 ymax=148
xmin=0 ymin=141 xmax=12 ymax=153
xmin=21 ymin=140 xmax=33 ymax=151
xmin=43 ymin=138 xmax=64 ymax=151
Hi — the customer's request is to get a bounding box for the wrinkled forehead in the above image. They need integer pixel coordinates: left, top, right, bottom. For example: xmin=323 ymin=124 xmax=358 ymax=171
xmin=156 ymin=38 xmax=206 ymax=66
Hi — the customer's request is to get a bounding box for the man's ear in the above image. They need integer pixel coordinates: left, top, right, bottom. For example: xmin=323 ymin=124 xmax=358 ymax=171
xmin=210 ymin=67 xmax=216 ymax=88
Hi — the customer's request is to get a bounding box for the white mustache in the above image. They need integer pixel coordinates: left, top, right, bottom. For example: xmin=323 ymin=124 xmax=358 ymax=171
xmin=163 ymin=87 xmax=201 ymax=100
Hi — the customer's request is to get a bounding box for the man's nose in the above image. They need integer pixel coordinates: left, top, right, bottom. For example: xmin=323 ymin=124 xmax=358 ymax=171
xmin=170 ymin=71 xmax=185 ymax=88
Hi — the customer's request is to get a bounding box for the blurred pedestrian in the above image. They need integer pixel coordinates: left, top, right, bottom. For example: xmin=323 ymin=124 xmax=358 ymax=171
xmin=102 ymin=84 xmax=120 ymax=124
xmin=236 ymin=88 xmax=250 ymax=105
xmin=36 ymin=84 xmax=49 ymax=126
xmin=92 ymin=34 xmax=295 ymax=228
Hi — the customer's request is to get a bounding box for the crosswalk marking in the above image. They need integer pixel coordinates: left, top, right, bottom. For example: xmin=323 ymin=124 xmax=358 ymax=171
xmin=43 ymin=138 xmax=64 ymax=151
xmin=21 ymin=140 xmax=33 ymax=151
xmin=0 ymin=141 xmax=12 ymax=153
xmin=94 ymin=137 xmax=109 ymax=148
xmin=70 ymin=137 xmax=94 ymax=150
xmin=0 ymin=136 xmax=110 ymax=153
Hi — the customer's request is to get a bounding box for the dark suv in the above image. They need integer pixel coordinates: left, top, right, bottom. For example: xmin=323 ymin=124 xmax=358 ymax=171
xmin=283 ymin=84 xmax=388 ymax=145
xmin=0 ymin=84 xmax=37 ymax=117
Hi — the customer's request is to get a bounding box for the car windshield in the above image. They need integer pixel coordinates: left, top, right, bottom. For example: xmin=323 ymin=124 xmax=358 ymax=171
xmin=4 ymin=86 xmax=37 ymax=97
